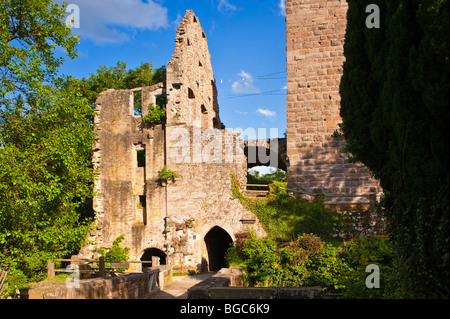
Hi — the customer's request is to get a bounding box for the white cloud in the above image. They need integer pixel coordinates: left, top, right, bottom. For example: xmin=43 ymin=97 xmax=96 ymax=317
xmin=59 ymin=0 xmax=169 ymax=45
xmin=231 ymin=70 xmax=261 ymax=94
xmin=235 ymin=110 xmax=249 ymax=115
xmin=257 ymin=108 xmax=277 ymax=118
xmin=278 ymin=0 xmax=286 ymax=17
xmin=218 ymin=0 xmax=238 ymax=12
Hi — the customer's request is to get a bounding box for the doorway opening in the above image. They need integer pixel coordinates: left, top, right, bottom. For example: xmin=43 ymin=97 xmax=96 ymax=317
xmin=204 ymin=226 xmax=233 ymax=271
xmin=141 ymin=248 xmax=167 ymax=268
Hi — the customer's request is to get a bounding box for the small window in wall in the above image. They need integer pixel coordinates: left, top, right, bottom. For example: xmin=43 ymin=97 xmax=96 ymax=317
xmin=134 ymin=91 xmax=142 ymax=116
xmin=138 ymin=195 xmax=147 ymax=225
xmin=137 ymin=148 xmax=146 ymax=168
xmin=139 ymin=195 xmax=146 ymax=208
xmin=188 ymin=88 xmax=195 ymax=99
xmin=156 ymin=94 xmax=167 ymax=108
xmin=201 ymin=105 xmax=208 ymax=129
xmin=213 ymin=118 xmax=219 ymax=128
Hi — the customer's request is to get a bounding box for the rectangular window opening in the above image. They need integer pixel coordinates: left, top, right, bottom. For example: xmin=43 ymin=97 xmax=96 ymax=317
xmin=137 ymin=149 xmax=146 ymax=168
xmin=134 ymin=91 xmax=142 ymax=116
xmin=139 ymin=195 xmax=147 ymax=225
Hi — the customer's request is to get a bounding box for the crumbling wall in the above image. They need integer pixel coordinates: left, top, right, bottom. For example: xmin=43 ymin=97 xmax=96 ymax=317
xmin=285 ymin=0 xmax=382 ymax=204
xmin=166 ymin=10 xmax=223 ymax=129
xmin=82 ymin=10 xmax=264 ymax=273
xmin=81 ymin=84 xmax=167 ymax=260
xmin=165 ymin=125 xmax=265 ymax=271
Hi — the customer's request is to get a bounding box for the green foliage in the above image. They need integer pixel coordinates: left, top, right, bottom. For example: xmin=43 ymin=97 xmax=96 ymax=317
xmin=95 ymin=235 xmax=130 ymax=264
xmin=337 ymin=237 xmax=394 ymax=299
xmin=226 ymin=233 xmax=396 ymax=297
xmin=0 ymin=0 xmax=78 ymax=103
xmin=142 ymin=103 xmax=166 ymax=126
xmin=0 ymin=1 xmax=95 ymax=296
xmin=340 ymin=0 xmax=449 ymax=298
xmin=76 ymin=61 xmax=166 ymax=111
xmin=226 ymin=233 xmax=348 ymax=293
xmin=232 ymin=174 xmax=337 ymax=242
xmin=159 ymin=166 xmax=179 ymax=183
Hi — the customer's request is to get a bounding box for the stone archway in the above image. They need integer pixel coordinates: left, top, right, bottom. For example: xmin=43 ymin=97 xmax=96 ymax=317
xmin=141 ymin=248 xmax=167 ymax=268
xmin=204 ymin=226 xmax=233 ymax=271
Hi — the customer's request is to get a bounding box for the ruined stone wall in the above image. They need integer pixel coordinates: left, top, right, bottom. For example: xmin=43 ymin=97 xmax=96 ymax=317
xmin=82 ymin=84 xmax=167 ymax=260
xmin=165 ymin=125 xmax=265 ymax=271
xmin=166 ymin=10 xmax=223 ymax=130
xmin=286 ymin=0 xmax=382 ymax=204
xmin=81 ymin=10 xmax=264 ymax=273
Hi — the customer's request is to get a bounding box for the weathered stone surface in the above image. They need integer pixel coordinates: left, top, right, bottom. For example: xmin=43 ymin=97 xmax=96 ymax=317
xmin=285 ymin=0 xmax=382 ymax=205
xmin=166 ymin=10 xmax=223 ymax=130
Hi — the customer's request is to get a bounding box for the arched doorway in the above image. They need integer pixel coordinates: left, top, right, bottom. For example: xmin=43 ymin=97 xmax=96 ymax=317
xmin=141 ymin=248 xmax=167 ymax=268
xmin=204 ymin=226 xmax=233 ymax=271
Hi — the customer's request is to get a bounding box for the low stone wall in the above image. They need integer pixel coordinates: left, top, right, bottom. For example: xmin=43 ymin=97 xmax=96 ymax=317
xmin=25 ymin=266 xmax=172 ymax=299
xmin=188 ymin=268 xmax=243 ymax=299
xmin=188 ymin=268 xmax=322 ymax=299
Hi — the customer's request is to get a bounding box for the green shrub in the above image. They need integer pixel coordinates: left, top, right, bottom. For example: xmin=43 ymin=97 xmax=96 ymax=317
xmin=232 ymin=174 xmax=336 ymax=242
xmin=142 ymin=103 xmax=166 ymax=126
xmin=95 ymin=235 xmax=130 ymax=266
xmin=159 ymin=166 xmax=179 ymax=183
xmin=228 ymin=233 xmax=350 ymax=292
xmin=227 ymin=232 xmax=397 ymax=297
xmin=337 ymin=236 xmax=394 ymax=299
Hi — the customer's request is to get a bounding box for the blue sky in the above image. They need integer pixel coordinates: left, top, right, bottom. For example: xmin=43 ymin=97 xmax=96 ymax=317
xmin=59 ymin=0 xmax=287 ymax=139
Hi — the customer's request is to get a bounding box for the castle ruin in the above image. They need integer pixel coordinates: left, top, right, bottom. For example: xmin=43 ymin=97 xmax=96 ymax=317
xmin=80 ymin=3 xmax=383 ymax=272
xmin=80 ymin=11 xmax=265 ymax=273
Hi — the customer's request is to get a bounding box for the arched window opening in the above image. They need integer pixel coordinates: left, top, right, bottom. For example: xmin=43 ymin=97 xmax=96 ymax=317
xmin=201 ymin=105 xmax=208 ymax=129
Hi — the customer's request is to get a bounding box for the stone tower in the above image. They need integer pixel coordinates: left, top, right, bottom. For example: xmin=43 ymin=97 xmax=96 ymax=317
xmin=285 ymin=0 xmax=382 ymax=204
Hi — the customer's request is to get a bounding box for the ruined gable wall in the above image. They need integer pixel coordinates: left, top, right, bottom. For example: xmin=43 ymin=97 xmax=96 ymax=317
xmin=166 ymin=10 xmax=223 ymax=129
xmin=286 ymin=0 xmax=382 ymax=204
xmin=164 ymin=11 xmax=265 ymax=271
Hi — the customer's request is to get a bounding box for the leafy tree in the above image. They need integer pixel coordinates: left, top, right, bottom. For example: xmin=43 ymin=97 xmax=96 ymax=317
xmin=0 ymin=0 xmax=78 ymax=104
xmin=0 ymin=1 xmax=95 ymax=294
xmin=76 ymin=61 xmax=166 ymax=114
xmin=247 ymin=168 xmax=286 ymax=187
xmin=340 ymin=0 xmax=449 ymax=297
xmin=142 ymin=103 xmax=166 ymax=126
